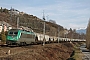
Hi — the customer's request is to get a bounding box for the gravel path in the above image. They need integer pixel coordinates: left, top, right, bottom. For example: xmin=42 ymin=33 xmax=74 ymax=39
xmin=80 ymin=44 xmax=90 ymax=60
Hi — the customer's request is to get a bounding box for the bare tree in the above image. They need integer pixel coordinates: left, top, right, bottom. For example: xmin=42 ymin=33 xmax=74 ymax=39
xmin=86 ymin=18 xmax=90 ymax=49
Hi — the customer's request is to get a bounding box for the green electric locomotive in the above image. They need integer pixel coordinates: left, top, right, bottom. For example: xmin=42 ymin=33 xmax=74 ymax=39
xmin=6 ymin=29 xmax=36 ymax=45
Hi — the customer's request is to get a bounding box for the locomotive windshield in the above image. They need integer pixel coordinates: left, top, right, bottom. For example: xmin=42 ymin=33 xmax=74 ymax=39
xmin=8 ymin=31 xmax=18 ymax=36
xmin=8 ymin=29 xmax=19 ymax=36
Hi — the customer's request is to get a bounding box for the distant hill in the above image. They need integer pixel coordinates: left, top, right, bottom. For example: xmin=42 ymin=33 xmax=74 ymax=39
xmin=76 ymin=29 xmax=86 ymax=34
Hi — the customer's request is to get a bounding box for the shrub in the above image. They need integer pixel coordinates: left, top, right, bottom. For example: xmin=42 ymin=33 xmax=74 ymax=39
xmin=1 ymin=29 xmax=6 ymax=44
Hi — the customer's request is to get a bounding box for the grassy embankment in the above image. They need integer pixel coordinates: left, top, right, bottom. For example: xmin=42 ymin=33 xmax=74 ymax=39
xmin=67 ymin=42 xmax=85 ymax=60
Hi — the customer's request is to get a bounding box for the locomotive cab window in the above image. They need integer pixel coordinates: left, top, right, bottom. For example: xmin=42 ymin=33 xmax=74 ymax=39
xmin=8 ymin=31 xmax=18 ymax=36
xmin=9 ymin=32 xmax=13 ymax=35
xmin=14 ymin=32 xmax=18 ymax=35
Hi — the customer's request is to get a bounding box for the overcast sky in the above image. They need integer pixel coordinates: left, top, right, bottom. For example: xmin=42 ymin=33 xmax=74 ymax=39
xmin=0 ymin=0 xmax=90 ymax=30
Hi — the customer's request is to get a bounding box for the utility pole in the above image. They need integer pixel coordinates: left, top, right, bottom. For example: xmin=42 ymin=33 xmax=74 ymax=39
xmin=17 ymin=17 xmax=19 ymax=29
xmin=43 ymin=10 xmax=45 ymax=46
xmin=10 ymin=7 xmax=13 ymax=23
xmin=58 ymin=27 xmax=60 ymax=43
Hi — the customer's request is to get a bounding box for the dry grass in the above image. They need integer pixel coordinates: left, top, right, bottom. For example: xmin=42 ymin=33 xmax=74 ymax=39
xmin=73 ymin=48 xmax=84 ymax=60
xmin=72 ymin=42 xmax=84 ymax=60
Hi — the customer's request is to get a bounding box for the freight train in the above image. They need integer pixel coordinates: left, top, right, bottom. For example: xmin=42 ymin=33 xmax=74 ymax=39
xmin=6 ymin=29 xmax=58 ymax=46
xmin=6 ymin=29 xmax=85 ymax=46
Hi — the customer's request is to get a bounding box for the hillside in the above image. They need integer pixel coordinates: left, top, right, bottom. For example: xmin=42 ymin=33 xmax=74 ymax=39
xmin=0 ymin=7 xmax=86 ymax=39
xmin=0 ymin=43 xmax=74 ymax=60
xmin=0 ymin=8 xmax=64 ymax=37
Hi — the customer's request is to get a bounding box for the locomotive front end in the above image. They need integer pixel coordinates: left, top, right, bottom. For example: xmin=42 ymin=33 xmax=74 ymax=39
xmin=6 ymin=29 xmax=20 ymax=45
